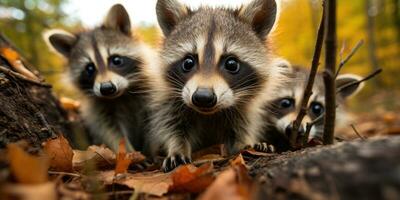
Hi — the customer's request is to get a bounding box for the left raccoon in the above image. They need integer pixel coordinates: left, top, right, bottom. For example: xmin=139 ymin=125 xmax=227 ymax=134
xmin=43 ymin=4 xmax=157 ymax=152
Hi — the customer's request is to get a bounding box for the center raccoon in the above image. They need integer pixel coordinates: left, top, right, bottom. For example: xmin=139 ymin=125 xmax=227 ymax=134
xmin=147 ymin=0 xmax=289 ymax=172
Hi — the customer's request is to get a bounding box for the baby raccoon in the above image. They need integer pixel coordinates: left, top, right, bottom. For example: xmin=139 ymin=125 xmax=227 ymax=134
xmin=263 ymin=66 xmax=364 ymax=151
xmin=148 ymin=0 xmax=288 ymax=171
xmin=44 ymin=4 xmax=157 ymax=152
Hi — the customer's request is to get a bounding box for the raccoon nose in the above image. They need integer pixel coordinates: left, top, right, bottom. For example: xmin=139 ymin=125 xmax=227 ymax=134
xmin=100 ymin=82 xmax=117 ymax=96
xmin=192 ymin=88 xmax=217 ymax=108
xmin=285 ymin=124 xmax=305 ymax=137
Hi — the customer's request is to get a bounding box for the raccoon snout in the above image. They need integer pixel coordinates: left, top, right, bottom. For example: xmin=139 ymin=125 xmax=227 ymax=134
xmin=100 ymin=81 xmax=117 ymax=96
xmin=285 ymin=124 xmax=305 ymax=137
xmin=192 ymin=88 xmax=217 ymax=108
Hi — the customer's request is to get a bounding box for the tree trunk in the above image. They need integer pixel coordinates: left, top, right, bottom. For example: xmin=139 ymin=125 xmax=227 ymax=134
xmin=0 ymin=34 xmax=71 ymax=148
xmin=251 ymin=136 xmax=400 ymax=200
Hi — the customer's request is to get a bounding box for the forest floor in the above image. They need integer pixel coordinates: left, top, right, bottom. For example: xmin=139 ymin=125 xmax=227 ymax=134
xmin=1 ymin=103 xmax=400 ymax=200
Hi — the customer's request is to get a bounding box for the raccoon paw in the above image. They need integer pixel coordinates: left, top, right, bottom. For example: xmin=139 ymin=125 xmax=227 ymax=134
xmin=162 ymin=154 xmax=191 ymax=172
xmin=253 ymin=142 xmax=276 ymax=153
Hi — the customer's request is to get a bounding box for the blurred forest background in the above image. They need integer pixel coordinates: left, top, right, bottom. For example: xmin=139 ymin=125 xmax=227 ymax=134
xmin=0 ymin=0 xmax=399 ymax=113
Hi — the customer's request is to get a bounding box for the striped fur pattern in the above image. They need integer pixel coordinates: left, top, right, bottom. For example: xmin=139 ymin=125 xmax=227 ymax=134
xmin=44 ymin=4 xmax=158 ymax=152
xmin=263 ymin=66 xmax=364 ymax=151
xmin=149 ymin=0 xmax=290 ymax=171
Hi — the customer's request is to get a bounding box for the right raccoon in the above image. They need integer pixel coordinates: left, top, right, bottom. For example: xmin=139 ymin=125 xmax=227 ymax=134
xmin=261 ymin=65 xmax=365 ymax=151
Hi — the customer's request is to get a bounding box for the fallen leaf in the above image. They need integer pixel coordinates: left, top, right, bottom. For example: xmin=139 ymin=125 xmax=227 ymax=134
xmin=43 ymin=135 xmax=74 ymax=172
xmin=99 ymin=170 xmax=172 ymax=197
xmin=0 ymin=47 xmax=39 ymax=80
xmin=72 ymin=145 xmax=115 ymax=171
xmin=7 ymin=143 xmax=49 ymax=184
xmin=230 ymin=154 xmax=246 ymax=167
xmin=115 ymin=139 xmax=133 ymax=174
xmin=169 ymin=163 xmax=215 ymax=193
xmin=198 ymin=168 xmax=242 ymax=200
xmin=59 ymin=97 xmax=81 ymax=111
xmin=2 ymin=182 xmax=57 ymax=200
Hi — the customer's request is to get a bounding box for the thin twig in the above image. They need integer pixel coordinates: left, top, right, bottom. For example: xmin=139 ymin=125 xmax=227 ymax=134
xmin=350 ymin=124 xmax=366 ymax=140
xmin=303 ymin=113 xmax=325 ymax=145
xmin=323 ymin=0 xmax=337 ymax=145
xmin=335 ymin=40 xmax=364 ymax=77
xmin=48 ymin=171 xmax=81 ymax=177
xmin=0 ymin=65 xmax=51 ymax=88
xmin=337 ymin=68 xmax=382 ymax=94
xmin=290 ymin=1 xmax=326 ymax=148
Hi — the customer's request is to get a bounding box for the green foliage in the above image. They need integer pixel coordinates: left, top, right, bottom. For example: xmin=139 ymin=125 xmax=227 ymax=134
xmin=0 ymin=0 xmax=78 ymax=95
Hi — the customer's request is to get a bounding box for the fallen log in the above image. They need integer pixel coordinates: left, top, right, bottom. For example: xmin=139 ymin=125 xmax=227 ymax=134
xmin=251 ymin=136 xmax=400 ymax=200
xmin=0 ymin=33 xmax=71 ymax=148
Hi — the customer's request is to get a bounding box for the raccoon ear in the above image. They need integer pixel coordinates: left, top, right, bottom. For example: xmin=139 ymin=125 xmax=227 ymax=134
xmin=336 ymin=74 xmax=364 ymax=99
xmin=43 ymin=29 xmax=77 ymax=58
xmin=238 ymin=0 xmax=278 ymax=40
xmin=103 ymin=4 xmax=131 ymax=36
xmin=156 ymin=0 xmax=190 ymax=36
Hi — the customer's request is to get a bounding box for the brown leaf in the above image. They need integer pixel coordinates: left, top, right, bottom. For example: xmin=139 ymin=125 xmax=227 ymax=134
xmin=99 ymin=170 xmax=172 ymax=197
xmin=59 ymin=97 xmax=81 ymax=111
xmin=115 ymin=139 xmax=132 ymax=174
xmin=42 ymin=135 xmax=74 ymax=172
xmin=72 ymin=145 xmax=115 ymax=171
xmin=199 ymin=168 xmax=242 ymax=200
xmin=7 ymin=143 xmax=49 ymax=184
xmin=168 ymin=163 xmax=215 ymax=193
xmin=200 ymin=159 xmax=253 ymax=200
xmin=230 ymin=154 xmax=246 ymax=167
xmin=2 ymin=182 xmax=57 ymax=200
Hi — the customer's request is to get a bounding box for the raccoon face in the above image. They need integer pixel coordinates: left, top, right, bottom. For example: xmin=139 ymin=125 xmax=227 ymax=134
xmin=268 ymin=67 xmax=364 ymax=139
xmin=44 ymin=4 xmax=143 ymax=99
xmin=156 ymin=0 xmax=278 ymax=114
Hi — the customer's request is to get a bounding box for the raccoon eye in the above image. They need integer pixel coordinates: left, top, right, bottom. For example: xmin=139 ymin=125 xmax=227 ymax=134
xmin=310 ymin=102 xmax=324 ymax=116
xmin=224 ymin=57 xmax=240 ymax=74
xmin=182 ymin=55 xmax=196 ymax=72
xmin=110 ymin=55 xmax=124 ymax=66
xmin=279 ymin=98 xmax=294 ymax=109
xmin=85 ymin=63 xmax=96 ymax=76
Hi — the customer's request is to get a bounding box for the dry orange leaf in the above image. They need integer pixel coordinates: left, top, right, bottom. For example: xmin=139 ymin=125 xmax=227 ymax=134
xmin=169 ymin=163 xmax=215 ymax=193
xmin=115 ymin=139 xmax=133 ymax=174
xmin=42 ymin=135 xmax=74 ymax=172
xmin=200 ymin=158 xmax=253 ymax=200
xmin=99 ymin=170 xmax=172 ymax=197
xmin=59 ymin=97 xmax=81 ymax=111
xmin=7 ymin=143 xmax=49 ymax=184
xmin=72 ymin=145 xmax=115 ymax=170
xmin=230 ymin=154 xmax=246 ymax=167
xmin=0 ymin=47 xmax=38 ymax=80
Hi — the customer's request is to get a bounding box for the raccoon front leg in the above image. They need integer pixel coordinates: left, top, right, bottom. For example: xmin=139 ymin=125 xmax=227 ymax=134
xmin=162 ymin=136 xmax=192 ymax=172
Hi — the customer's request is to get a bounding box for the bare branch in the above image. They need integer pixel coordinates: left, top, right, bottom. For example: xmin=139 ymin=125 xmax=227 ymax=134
xmin=335 ymin=40 xmax=364 ymax=77
xmin=337 ymin=68 xmax=382 ymax=94
xmin=323 ymin=0 xmax=337 ymax=145
xmin=351 ymin=124 xmax=366 ymax=140
xmin=303 ymin=113 xmax=325 ymax=145
xmin=290 ymin=1 xmax=326 ymax=148
xmin=0 ymin=65 xmax=52 ymax=88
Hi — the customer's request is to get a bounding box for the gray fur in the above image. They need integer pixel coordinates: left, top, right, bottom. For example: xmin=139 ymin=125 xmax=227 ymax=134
xmin=44 ymin=4 xmax=155 ymax=152
xmin=151 ymin=0 xmax=287 ymax=171
xmin=263 ymin=66 xmax=364 ymax=150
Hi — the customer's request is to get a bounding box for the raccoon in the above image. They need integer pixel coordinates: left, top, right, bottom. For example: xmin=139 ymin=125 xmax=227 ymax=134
xmin=148 ymin=0 xmax=288 ymax=171
xmin=262 ymin=66 xmax=364 ymax=151
xmin=44 ymin=4 xmax=157 ymax=152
